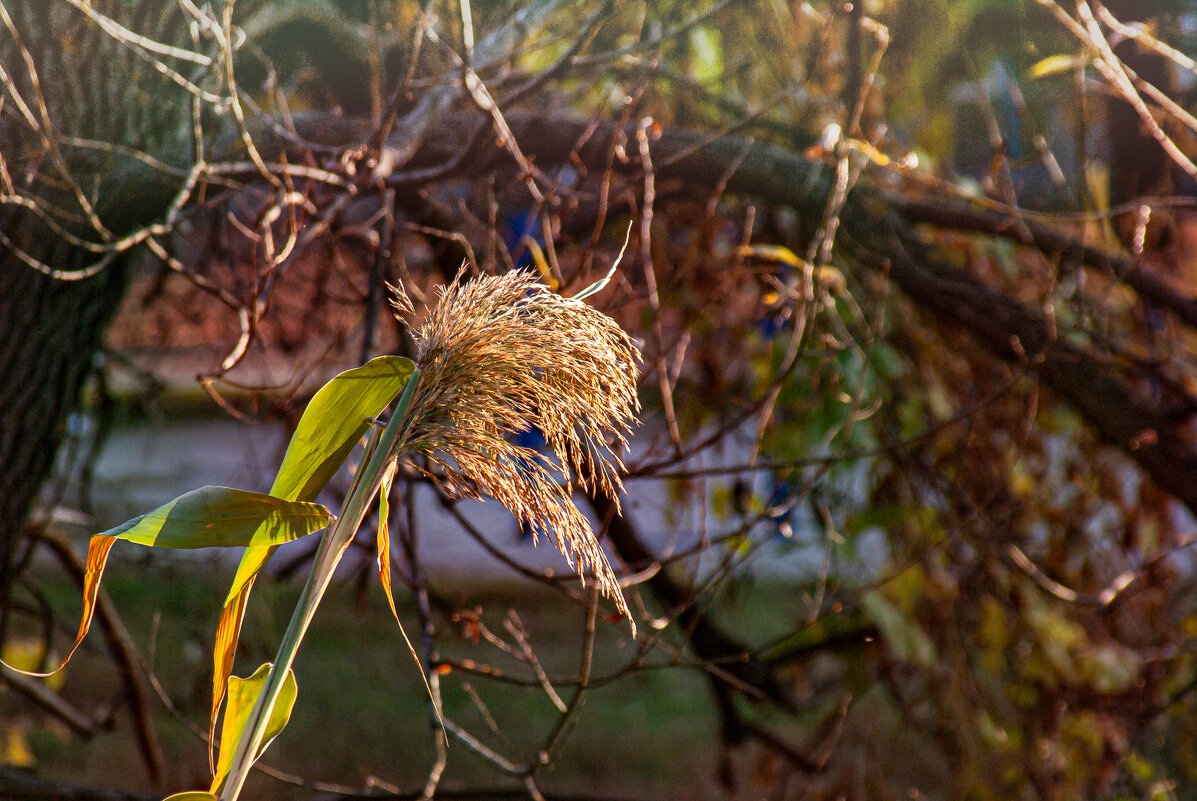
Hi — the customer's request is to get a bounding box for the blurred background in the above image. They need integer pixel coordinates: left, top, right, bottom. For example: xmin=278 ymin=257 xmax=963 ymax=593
xmin=3 ymin=1 xmax=1197 ymax=799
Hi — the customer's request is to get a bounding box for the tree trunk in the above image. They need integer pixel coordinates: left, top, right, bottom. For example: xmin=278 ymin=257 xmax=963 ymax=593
xmin=0 ymin=233 xmax=131 ymax=636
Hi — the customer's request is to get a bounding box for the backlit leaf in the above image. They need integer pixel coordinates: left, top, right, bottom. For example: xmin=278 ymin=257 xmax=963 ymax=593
xmin=689 ymin=26 xmax=722 ymax=85
xmin=208 ymin=579 xmax=255 ymax=773
xmin=211 ymin=544 xmax=275 ymax=765
xmin=736 ymin=244 xmax=806 ymax=269
xmin=376 ymin=459 xmax=443 ymax=734
xmin=1026 ymin=53 xmax=1086 ymax=81
xmin=2 ymin=723 xmax=34 ymax=768
xmin=377 ymin=459 xmax=401 ymax=626
xmin=269 ymin=355 xmax=414 ymax=503
xmin=210 ymin=663 xmax=298 ymax=794
xmin=1 ymin=487 xmax=328 ymax=681
xmin=0 ymin=535 xmax=115 ymax=678
xmin=102 ymin=486 xmax=331 ymax=549
xmin=847 ymin=138 xmax=891 ymax=166
xmin=211 ymin=355 xmax=413 ymax=767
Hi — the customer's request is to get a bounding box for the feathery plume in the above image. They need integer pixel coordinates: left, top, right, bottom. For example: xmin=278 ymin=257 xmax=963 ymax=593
xmin=391 ymin=270 xmax=640 ymax=622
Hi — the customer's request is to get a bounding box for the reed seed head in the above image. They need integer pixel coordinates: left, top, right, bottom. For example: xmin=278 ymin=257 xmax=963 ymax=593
xmin=392 ymin=270 xmax=640 ymax=622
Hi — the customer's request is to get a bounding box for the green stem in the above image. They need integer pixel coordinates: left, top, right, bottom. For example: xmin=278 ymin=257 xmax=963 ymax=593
xmin=218 ymin=367 xmax=421 ymax=801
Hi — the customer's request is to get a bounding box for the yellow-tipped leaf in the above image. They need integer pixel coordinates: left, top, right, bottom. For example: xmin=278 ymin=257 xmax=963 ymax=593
xmin=1 ymin=487 xmax=329 ymax=681
xmin=210 ymin=355 xmax=414 ymax=770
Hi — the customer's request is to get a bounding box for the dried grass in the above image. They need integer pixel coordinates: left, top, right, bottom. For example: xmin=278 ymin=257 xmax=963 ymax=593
xmin=391 ymin=270 xmax=640 ymax=622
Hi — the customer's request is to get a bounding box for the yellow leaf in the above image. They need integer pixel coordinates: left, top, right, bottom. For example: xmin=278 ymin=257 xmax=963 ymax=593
xmin=813 ymin=266 xmax=846 ymax=294
xmin=523 ymin=236 xmax=558 ymax=290
xmin=1 ymin=487 xmax=329 ymax=681
xmin=208 ymin=578 xmax=255 ymax=773
xmin=377 ymin=459 xmax=400 ymax=625
xmin=0 ymin=535 xmax=115 ymax=678
xmin=1027 ymin=54 xmax=1086 ymax=81
xmin=1 ymin=723 xmax=35 ymax=768
xmin=846 ymin=138 xmax=891 ymax=166
xmin=268 ymin=355 xmax=413 ymax=503
xmin=735 ymin=244 xmax=806 ymax=269
xmin=209 ymin=355 xmax=415 ymax=769
xmin=1 ymin=638 xmax=64 ymax=692
xmin=377 ymin=460 xmax=444 ymax=736
xmin=102 ymin=486 xmax=331 ymax=550
xmin=210 ymin=663 xmax=297 ymax=794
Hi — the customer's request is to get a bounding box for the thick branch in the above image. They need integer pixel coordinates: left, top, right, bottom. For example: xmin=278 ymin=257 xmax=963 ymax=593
xmin=841 ymin=193 xmax=1197 ymax=515
xmin=454 ymin=112 xmax=1197 ymax=521
xmin=892 ymin=194 xmax=1197 ymax=330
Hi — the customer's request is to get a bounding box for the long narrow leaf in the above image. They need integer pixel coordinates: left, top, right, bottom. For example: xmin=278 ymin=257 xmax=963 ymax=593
xmin=0 ymin=535 xmax=115 ymax=678
xmin=1 ymin=487 xmax=329 ymax=681
xmin=270 ymin=355 xmax=415 ymax=503
xmin=211 ymin=356 xmax=414 ymax=771
xmin=376 ymin=460 xmax=402 ymax=627
xmin=104 ymin=486 xmax=331 ymax=549
xmin=376 ymin=460 xmax=443 ymax=735
xmin=220 ymin=356 xmax=414 ymax=612
xmin=208 ymin=578 xmax=254 ymax=773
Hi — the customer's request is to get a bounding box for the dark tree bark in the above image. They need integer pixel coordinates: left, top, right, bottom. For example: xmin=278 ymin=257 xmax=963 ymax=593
xmin=0 ymin=243 xmax=131 ymax=636
xmin=0 ymin=0 xmax=191 ymax=627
